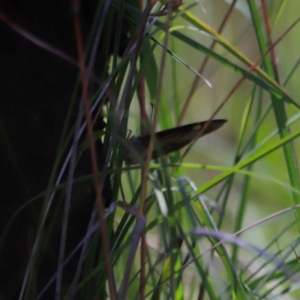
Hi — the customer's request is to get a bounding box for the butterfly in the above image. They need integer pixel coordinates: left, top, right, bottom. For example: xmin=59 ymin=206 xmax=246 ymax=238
xmin=124 ymin=119 xmax=227 ymax=165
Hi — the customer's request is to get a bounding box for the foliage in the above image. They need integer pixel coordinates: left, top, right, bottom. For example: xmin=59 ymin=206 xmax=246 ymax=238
xmin=1 ymin=0 xmax=300 ymax=299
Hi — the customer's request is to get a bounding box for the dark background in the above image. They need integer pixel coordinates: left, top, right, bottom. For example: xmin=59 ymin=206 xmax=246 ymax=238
xmin=0 ymin=1 xmax=122 ymax=298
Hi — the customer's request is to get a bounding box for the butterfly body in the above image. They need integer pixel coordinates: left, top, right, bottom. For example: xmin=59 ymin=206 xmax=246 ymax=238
xmin=124 ymin=119 xmax=227 ymax=165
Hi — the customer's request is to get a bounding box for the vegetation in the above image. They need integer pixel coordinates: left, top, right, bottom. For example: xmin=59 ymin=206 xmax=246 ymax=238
xmin=1 ymin=0 xmax=300 ymax=299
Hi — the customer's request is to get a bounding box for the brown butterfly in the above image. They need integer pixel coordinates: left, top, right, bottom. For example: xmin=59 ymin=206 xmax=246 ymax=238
xmin=124 ymin=119 xmax=227 ymax=165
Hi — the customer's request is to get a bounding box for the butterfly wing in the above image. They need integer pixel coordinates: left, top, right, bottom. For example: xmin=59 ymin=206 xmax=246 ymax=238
xmin=152 ymin=119 xmax=227 ymax=159
xmin=124 ymin=119 xmax=227 ymax=164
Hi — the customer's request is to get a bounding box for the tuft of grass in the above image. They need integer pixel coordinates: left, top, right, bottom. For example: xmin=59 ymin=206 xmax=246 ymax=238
xmin=2 ymin=1 xmax=300 ymax=299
